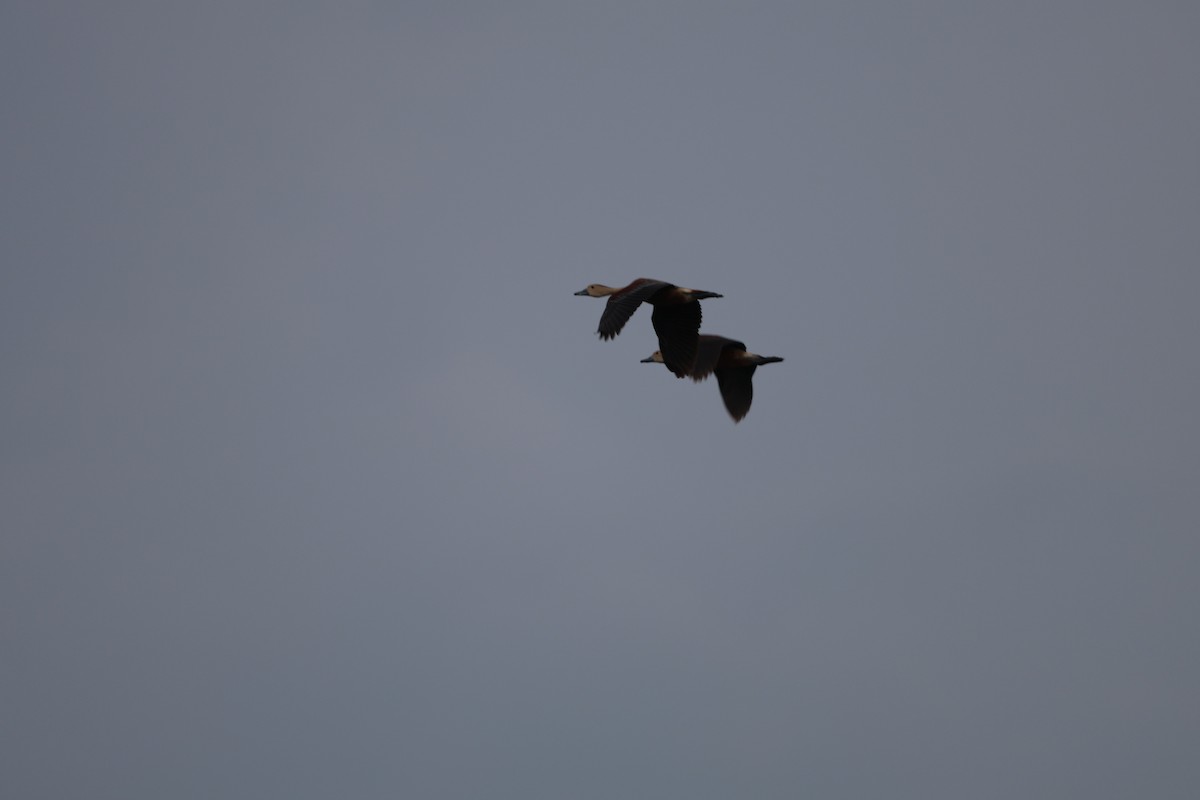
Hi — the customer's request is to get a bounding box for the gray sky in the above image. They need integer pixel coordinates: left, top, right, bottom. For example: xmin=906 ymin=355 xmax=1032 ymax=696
xmin=3 ymin=2 xmax=1199 ymax=798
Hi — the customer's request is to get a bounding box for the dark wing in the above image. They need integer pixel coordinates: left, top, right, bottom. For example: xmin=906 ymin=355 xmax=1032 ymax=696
xmin=690 ymin=335 xmax=747 ymax=382
xmin=596 ymin=279 xmax=670 ymax=340
xmin=714 ymin=365 xmax=757 ymax=422
xmin=651 ymin=300 xmax=702 ymax=377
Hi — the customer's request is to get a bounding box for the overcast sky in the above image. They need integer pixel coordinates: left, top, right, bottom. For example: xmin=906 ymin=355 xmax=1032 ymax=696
xmin=3 ymin=2 xmax=1199 ymax=798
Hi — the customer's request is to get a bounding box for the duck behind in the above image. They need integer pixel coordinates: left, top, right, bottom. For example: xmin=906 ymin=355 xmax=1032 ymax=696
xmin=642 ymin=334 xmax=783 ymax=422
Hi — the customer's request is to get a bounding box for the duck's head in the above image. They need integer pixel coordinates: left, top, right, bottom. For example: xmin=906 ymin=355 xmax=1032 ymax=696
xmin=574 ymin=284 xmax=614 ymax=297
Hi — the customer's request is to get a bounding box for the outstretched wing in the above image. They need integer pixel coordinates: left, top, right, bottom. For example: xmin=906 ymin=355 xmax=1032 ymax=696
xmin=651 ymin=300 xmax=702 ymax=378
xmin=597 ymin=279 xmax=670 ymax=340
xmin=715 ymin=365 xmax=757 ymax=422
xmin=690 ymin=335 xmax=747 ymax=382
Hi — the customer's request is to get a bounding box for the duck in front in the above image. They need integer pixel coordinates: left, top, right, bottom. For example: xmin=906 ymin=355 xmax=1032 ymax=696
xmin=642 ymin=334 xmax=783 ymax=422
xmin=575 ymin=278 xmax=723 ymax=377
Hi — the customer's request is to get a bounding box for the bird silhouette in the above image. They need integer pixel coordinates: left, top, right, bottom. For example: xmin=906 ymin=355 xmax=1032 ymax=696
xmin=575 ymin=278 xmax=722 ymax=377
xmin=642 ymin=334 xmax=783 ymax=422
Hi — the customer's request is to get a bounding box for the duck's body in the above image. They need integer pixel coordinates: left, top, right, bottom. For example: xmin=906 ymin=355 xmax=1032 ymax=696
xmin=642 ymin=334 xmax=783 ymax=422
xmin=575 ymin=278 xmax=722 ymax=377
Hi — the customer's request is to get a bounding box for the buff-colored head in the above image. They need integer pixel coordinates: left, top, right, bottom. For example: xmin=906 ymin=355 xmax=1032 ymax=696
xmin=574 ymin=284 xmax=617 ymax=297
xmin=639 ymin=351 xmax=665 ymax=364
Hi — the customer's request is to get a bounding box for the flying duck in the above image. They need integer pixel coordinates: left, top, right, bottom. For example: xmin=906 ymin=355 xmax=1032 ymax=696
xmin=642 ymin=334 xmax=783 ymax=422
xmin=575 ymin=278 xmax=723 ymax=377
